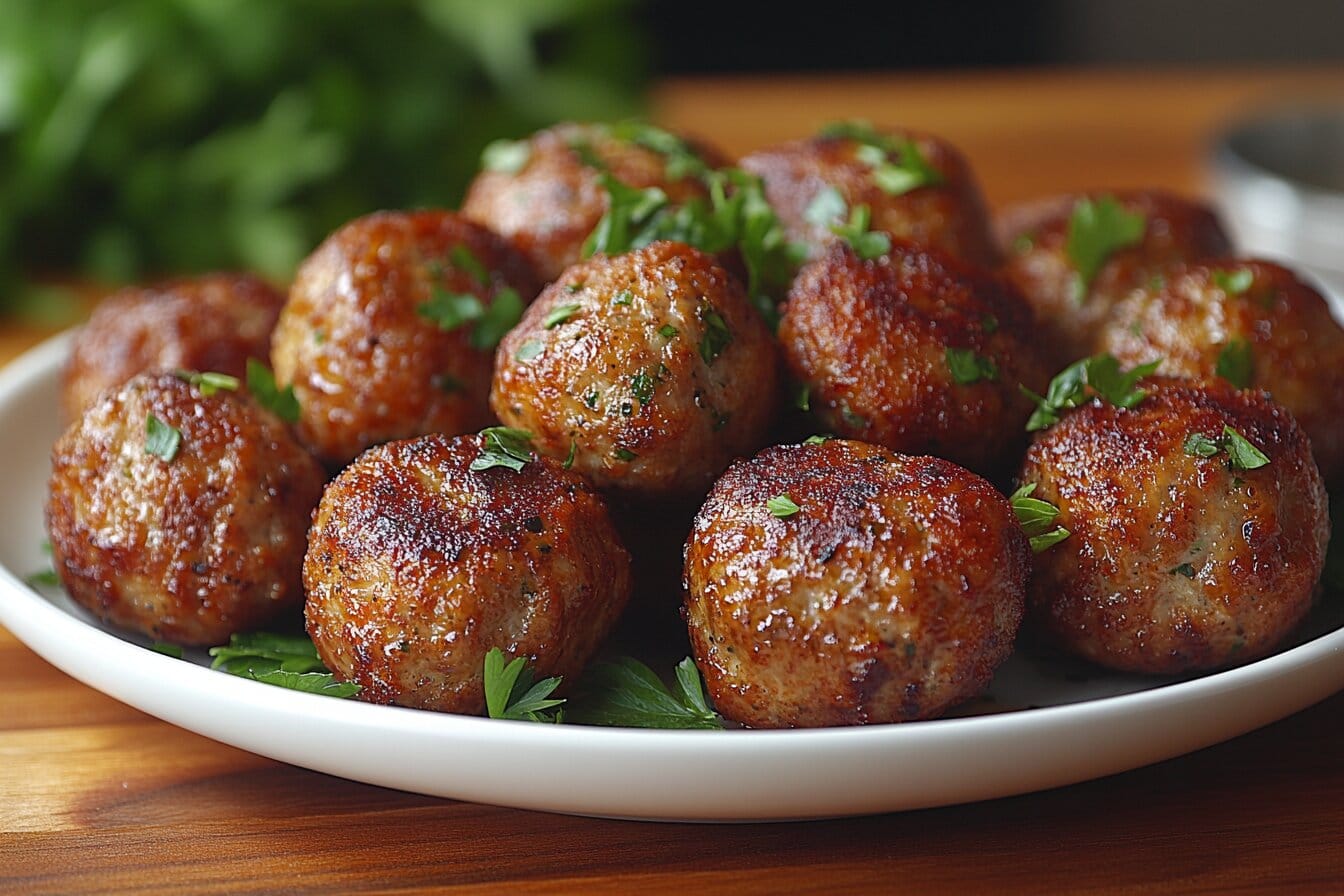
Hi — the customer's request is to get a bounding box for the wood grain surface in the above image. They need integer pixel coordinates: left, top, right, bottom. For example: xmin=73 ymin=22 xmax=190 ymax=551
xmin=5 ymin=67 xmax=1344 ymax=895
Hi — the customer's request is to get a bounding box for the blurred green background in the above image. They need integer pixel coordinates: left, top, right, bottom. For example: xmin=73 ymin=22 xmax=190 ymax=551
xmin=0 ymin=0 xmax=646 ymax=319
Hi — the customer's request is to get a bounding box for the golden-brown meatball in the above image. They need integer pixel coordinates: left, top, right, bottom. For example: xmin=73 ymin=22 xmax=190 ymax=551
xmin=61 ymin=273 xmax=283 ymax=420
xmin=304 ymin=432 xmax=631 ymax=714
xmin=683 ymin=439 xmax=1029 ymax=728
xmin=739 ymin=123 xmax=998 ymax=267
xmin=491 ymin=241 xmax=780 ymax=502
xmin=1019 ymin=377 xmax=1328 ymax=674
xmin=779 ymin=240 xmax=1049 ymax=479
xmin=46 ymin=373 xmax=326 ymax=646
xmin=271 ymin=210 xmax=539 ymax=468
xmin=462 ymin=122 xmax=729 ymax=282
xmin=1097 ymin=260 xmax=1344 ymax=483
xmin=997 ymin=190 xmax=1232 ymax=365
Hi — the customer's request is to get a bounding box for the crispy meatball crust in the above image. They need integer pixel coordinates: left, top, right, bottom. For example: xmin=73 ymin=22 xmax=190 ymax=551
xmin=779 ymin=241 xmax=1049 ymax=478
xmin=61 ymin=273 xmax=284 ymax=420
xmin=740 ymin=128 xmax=998 ymax=267
xmin=462 ymin=123 xmax=729 ymax=283
xmin=684 ymin=440 xmax=1029 ymax=728
xmin=491 ymin=241 xmax=780 ymax=501
xmin=1019 ymin=378 xmax=1328 ymax=674
xmin=45 ymin=373 xmax=326 ymax=646
xmin=271 ymin=210 xmax=539 ymax=468
xmin=997 ymin=190 xmax=1232 ymax=365
xmin=1098 ymin=260 xmax=1344 ymax=483
xmin=304 ymin=433 xmax=632 ymax=713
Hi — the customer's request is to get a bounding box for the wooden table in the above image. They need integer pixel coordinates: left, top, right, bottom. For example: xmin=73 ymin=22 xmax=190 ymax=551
xmin=6 ymin=68 xmax=1344 ymax=894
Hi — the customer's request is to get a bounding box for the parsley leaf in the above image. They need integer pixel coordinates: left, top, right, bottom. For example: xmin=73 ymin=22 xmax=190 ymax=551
xmin=1183 ymin=426 xmax=1270 ymax=470
xmin=151 ymin=642 xmax=184 ymax=658
xmin=175 ymin=370 xmax=239 ymax=396
xmin=830 ymin=203 xmax=890 ymax=260
xmin=614 ymin=447 xmax=637 ymax=462
xmin=1213 ymin=267 xmax=1254 ymax=295
xmin=480 ymin=138 xmax=531 ymax=174
xmin=451 ymin=244 xmax=490 ymax=286
xmin=1065 ymin=195 xmax=1146 ymax=291
xmin=804 ymin=185 xmax=848 ymax=227
xmin=1183 ymin=432 xmax=1221 ymax=458
xmin=145 ymin=413 xmax=182 ymax=461
xmin=514 ymin=340 xmax=543 ymax=362
xmin=563 ymin=439 xmax=578 ymax=470
xmin=945 ymin=347 xmax=998 ymax=385
xmin=566 ymin=657 xmax=722 ymax=729
xmin=1215 ymin=339 xmax=1253 ymax=389
xmin=766 ymin=494 xmax=801 ymax=517
xmin=209 ymin=632 xmax=360 ymax=699
xmin=582 ymin=175 xmax=669 ymax=257
xmin=418 ymin=288 xmax=484 ymax=332
xmin=470 ymin=288 xmax=523 ymax=350
xmin=1024 ymin=354 xmax=1160 ymax=431
xmin=1009 ymin=483 xmax=1071 ymax=553
xmin=607 ymin=121 xmax=710 ymax=182
xmin=471 ymin=427 xmax=535 ymax=473
xmin=803 ymin=434 xmax=834 ymax=445
xmin=698 ymin=304 xmax=732 ymax=364
xmin=543 ymin=302 xmax=581 ymax=329
xmin=631 ymin=368 xmax=659 ymax=405
xmin=246 ymin=358 xmax=301 ymax=424
xmin=483 ymin=648 xmax=564 ymax=723
xmin=25 ymin=569 xmax=59 ymax=588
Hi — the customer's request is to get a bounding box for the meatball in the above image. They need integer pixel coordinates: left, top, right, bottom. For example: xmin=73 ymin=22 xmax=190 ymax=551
xmin=491 ymin=241 xmax=780 ymax=502
xmin=1097 ymin=260 xmax=1344 ymax=483
xmin=997 ymin=190 xmax=1232 ymax=365
xmin=462 ymin=122 xmax=729 ymax=282
xmin=61 ymin=273 xmax=284 ymax=420
xmin=1019 ymin=377 xmax=1328 ymax=674
xmin=778 ymin=240 xmax=1049 ymax=478
xmin=45 ymin=373 xmax=326 ymax=646
xmin=304 ymin=432 xmax=631 ymax=713
xmin=683 ymin=439 xmax=1029 ymax=728
xmin=739 ymin=124 xmax=998 ymax=267
xmin=271 ymin=210 xmax=539 ymax=468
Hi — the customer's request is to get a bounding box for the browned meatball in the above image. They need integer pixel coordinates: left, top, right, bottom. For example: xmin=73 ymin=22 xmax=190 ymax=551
xmin=684 ymin=439 xmax=1028 ymax=728
xmin=61 ymin=273 xmax=284 ymax=420
xmin=739 ymin=124 xmax=998 ymax=268
xmin=45 ymin=373 xmax=326 ymax=646
xmin=998 ymin=190 xmax=1233 ymax=365
xmin=271 ymin=210 xmax=540 ymax=468
xmin=491 ymin=241 xmax=780 ymax=502
xmin=1098 ymin=260 xmax=1344 ymax=483
xmin=1019 ymin=377 xmax=1328 ymax=674
xmin=462 ymin=122 xmax=729 ymax=283
xmin=304 ymin=432 xmax=631 ymax=714
xmin=779 ymin=241 xmax=1049 ymax=478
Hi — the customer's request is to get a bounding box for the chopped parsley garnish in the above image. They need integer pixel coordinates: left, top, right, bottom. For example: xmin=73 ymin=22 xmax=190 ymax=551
xmin=1215 ymin=339 xmax=1253 ymax=389
xmin=658 ymin=324 xmax=679 ymax=339
xmin=25 ymin=569 xmax=60 ymax=588
xmin=612 ymin=290 xmax=634 ymax=306
xmin=245 ymin=358 xmax=300 ymax=424
xmin=766 ymin=494 xmax=801 ymax=518
xmin=698 ymin=304 xmax=732 ymax=364
xmin=514 ymin=340 xmax=543 ymax=362
xmin=631 ymin=368 xmax=659 ymax=405
xmin=1024 ymin=354 xmax=1160 ymax=431
xmin=563 ymin=439 xmax=578 ymax=470
xmin=151 ymin=642 xmax=184 ymax=658
xmin=480 ymin=137 xmax=531 ymax=174
xmin=209 ymin=632 xmax=360 ymax=698
xmin=1169 ymin=563 xmax=1196 ymax=578
xmin=418 ymin=288 xmax=484 ymax=332
xmin=483 ymin=648 xmax=564 ymax=723
xmin=794 ymin=383 xmax=811 ymax=411
xmin=817 ymin=121 xmax=942 ymax=195
xmin=1183 ymin=426 xmax=1270 ymax=470
xmin=1065 ymin=195 xmax=1146 ymax=292
xmin=582 ymin=175 xmax=670 ymax=257
xmin=471 ymin=427 xmax=535 ymax=473
xmin=804 ymin=185 xmax=848 ymax=228
xmin=945 ymin=347 xmax=998 ymax=385
xmin=608 ymin=121 xmax=710 ymax=182
xmin=145 ymin=413 xmax=182 ymax=461
xmin=451 ymin=244 xmax=490 ymax=286
xmin=566 ymin=657 xmax=722 ymax=729
xmin=1009 ymin=483 xmax=1071 ymax=553
xmin=829 ymin=203 xmax=891 ymax=260
xmin=175 ymin=370 xmax=239 ymax=396
xmin=614 ymin=447 xmax=637 ymax=462
xmin=803 ymin=434 xmax=834 ymax=445
xmin=470 ymin=288 xmax=523 ymax=350
xmin=543 ymin=303 xmax=581 ymax=329
xmin=1213 ymin=267 xmax=1254 ymax=295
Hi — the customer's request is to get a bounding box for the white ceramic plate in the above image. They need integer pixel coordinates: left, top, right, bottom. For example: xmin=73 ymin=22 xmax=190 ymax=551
xmin=3 ymin=333 xmax=1344 ymax=823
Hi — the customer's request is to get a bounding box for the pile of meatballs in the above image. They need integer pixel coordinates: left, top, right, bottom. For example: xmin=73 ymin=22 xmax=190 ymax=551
xmin=43 ymin=119 xmax=1341 ymax=729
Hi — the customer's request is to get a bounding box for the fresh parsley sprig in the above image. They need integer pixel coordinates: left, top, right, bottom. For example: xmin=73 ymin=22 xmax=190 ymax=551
xmin=945 ymin=348 xmax=998 ymax=385
xmin=209 ymin=632 xmax=360 ymax=698
xmin=1183 ymin=426 xmax=1270 ymax=470
xmin=1215 ymin=339 xmax=1253 ymax=389
xmin=417 ymin=285 xmax=524 ymax=351
xmin=766 ymin=494 xmax=801 ymax=518
xmin=1065 ymin=195 xmax=1146 ymax=293
xmin=246 ymin=358 xmax=301 ymax=424
xmin=567 ymin=657 xmax=722 ymax=730
xmin=483 ymin=647 xmax=565 ymax=723
xmin=1023 ymin=354 xmax=1161 ymax=431
xmin=471 ymin=427 xmax=536 ymax=473
xmin=1009 ymin=483 xmax=1071 ymax=553
xmin=829 ymin=203 xmax=891 ymax=261
xmin=145 ymin=413 xmax=182 ymax=461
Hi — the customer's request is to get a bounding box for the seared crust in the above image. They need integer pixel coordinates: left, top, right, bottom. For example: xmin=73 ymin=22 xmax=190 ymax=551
xmin=1019 ymin=377 xmax=1328 ymax=674
xmin=1098 ymin=260 xmax=1344 ymax=483
xmin=997 ymin=190 xmax=1232 ymax=365
xmin=46 ymin=373 xmax=326 ymax=645
xmin=740 ymin=129 xmax=998 ymax=267
xmin=61 ymin=273 xmax=284 ymax=420
xmin=779 ymin=241 xmax=1049 ymax=478
xmin=304 ymin=433 xmax=632 ymax=713
xmin=491 ymin=241 xmax=780 ymax=501
xmin=683 ymin=440 xmax=1029 ymax=728
xmin=271 ymin=210 xmax=540 ymax=468
xmin=462 ymin=123 xmax=729 ymax=282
